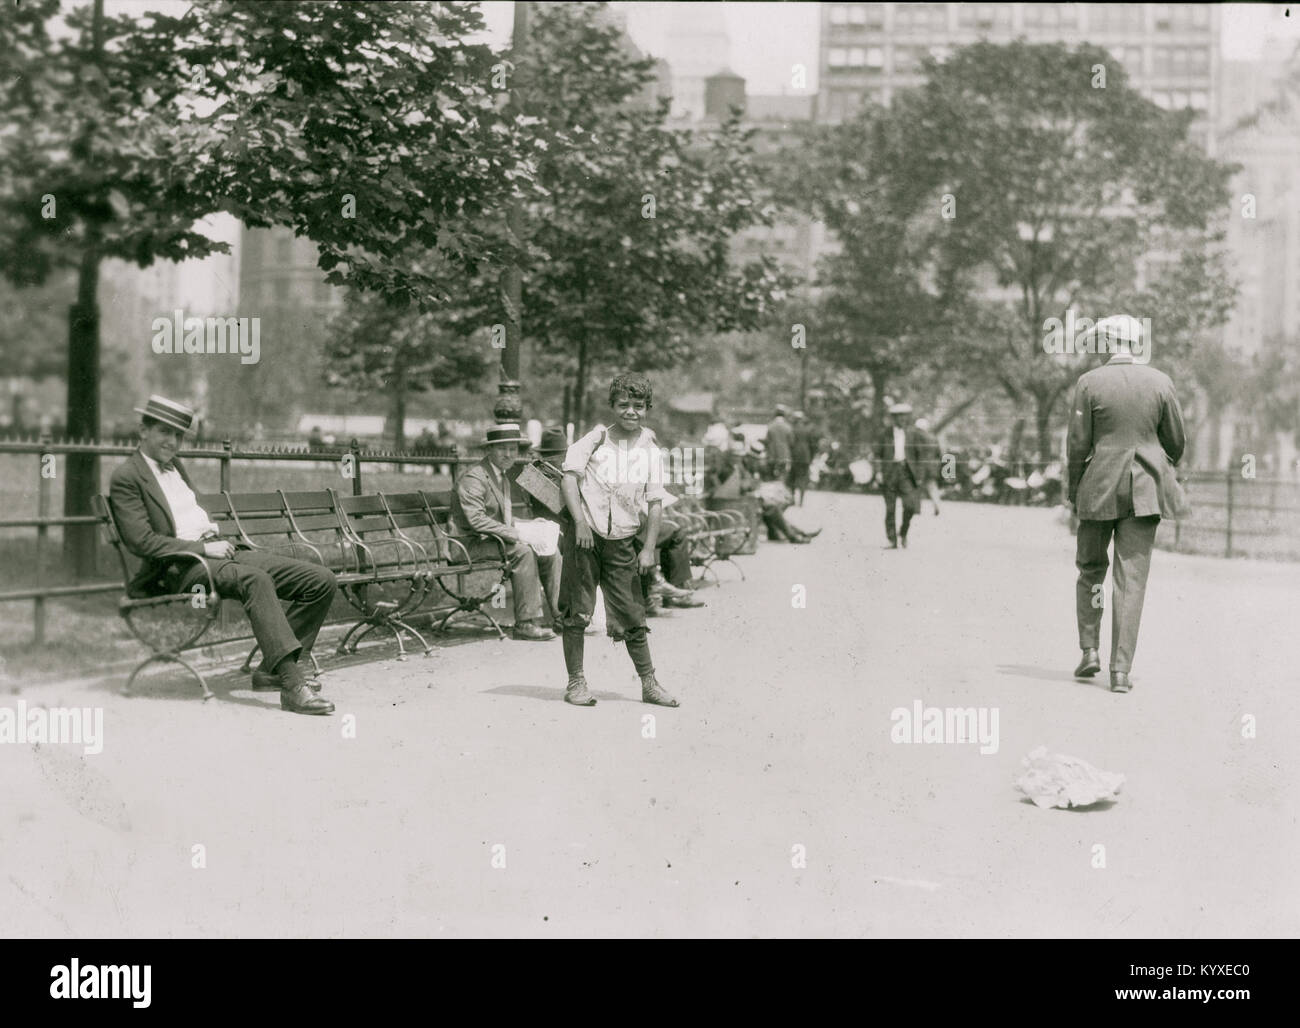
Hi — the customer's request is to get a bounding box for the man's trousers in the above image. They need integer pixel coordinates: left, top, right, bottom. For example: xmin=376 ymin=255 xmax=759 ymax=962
xmin=179 ymin=550 xmax=337 ymax=672
xmin=879 ymin=462 xmax=921 ymax=543
xmin=501 ymin=539 xmax=558 ymax=624
xmin=1075 ymin=515 xmax=1159 ymax=673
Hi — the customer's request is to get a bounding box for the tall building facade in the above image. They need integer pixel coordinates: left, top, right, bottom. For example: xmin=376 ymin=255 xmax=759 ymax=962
xmin=818 ymin=3 xmax=1219 ymax=151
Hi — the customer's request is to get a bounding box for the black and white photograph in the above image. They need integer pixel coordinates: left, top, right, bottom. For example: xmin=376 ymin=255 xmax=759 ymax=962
xmin=0 ymin=0 xmax=1296 ymax=969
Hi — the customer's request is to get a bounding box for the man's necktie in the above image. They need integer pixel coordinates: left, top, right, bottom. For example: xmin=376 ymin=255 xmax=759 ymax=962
xmin=498 ymin=468 xmax=512 ymax=527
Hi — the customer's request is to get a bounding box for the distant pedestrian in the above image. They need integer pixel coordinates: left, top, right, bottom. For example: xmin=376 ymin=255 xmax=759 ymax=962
xmin=1067 ymin=316 xmax=1187 ymax=694
xmin=788 ymin=410 xmax=816 ymax=506
xmin=765 ymin=404 xmax=794 ymax=483
xmin=874 ymin=402 xmax=936 ymax=549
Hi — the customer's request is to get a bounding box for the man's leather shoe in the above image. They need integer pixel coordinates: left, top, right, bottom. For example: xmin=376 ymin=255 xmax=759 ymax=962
xmin=663 ymin=593 xmax=704 ymax=608
xmin=1109 ymin=671 xmax=1133 ymax=693
xmin=900 ymin=535 xmax=908 ymax=548
xmin=281 ymin=682 xmax=334 ymax=715
xmin=564 ymin=675 xmax=596 ymax=706
xmin=512 ymin=621 xmax=555 ymax=641
xmin=252 ymin=669 xmax=322 ymax=694
xmin=1073 ymin=649 xmax=1101 ymax=678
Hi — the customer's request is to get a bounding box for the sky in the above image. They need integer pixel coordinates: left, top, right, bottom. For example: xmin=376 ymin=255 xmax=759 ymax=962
xmin=89 ymin=1 xmax=1300 ymax=96
xmin=478 ymin=2 xmax=1300 ymax=96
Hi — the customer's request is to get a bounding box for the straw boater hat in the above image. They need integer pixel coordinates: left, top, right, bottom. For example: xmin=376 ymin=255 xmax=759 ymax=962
xmin=888 ymin=402 xmax=913 ymax=415
xmin=134 ymin=394 xmax=195 ymax=433
xmin=483 ymin=423 xmax=530 ymax=446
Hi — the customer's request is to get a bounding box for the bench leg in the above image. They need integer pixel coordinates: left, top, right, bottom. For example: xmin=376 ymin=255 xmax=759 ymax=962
xmin=435 ymin=602 xmax=509 ymax=641
xmin=336 ymin=618 xmax=371 ymax=656
xmin=391 ymin=618 xmax=434 ymax=657
xmin=125 ymin=653 xmax=214 ymax=701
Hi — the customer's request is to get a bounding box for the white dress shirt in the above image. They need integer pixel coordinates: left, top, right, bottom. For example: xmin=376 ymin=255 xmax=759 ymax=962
xmin=563 ymin=426 xmax=674 ymax=540
xmin=893 ymin=427 xmax=906 ymax=462
xmin=140 ymin=452 xmax=220 ymax=541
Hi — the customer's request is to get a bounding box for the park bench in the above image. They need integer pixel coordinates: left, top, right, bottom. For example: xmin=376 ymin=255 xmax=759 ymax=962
xmin=665 ymin=497 xmax=754 ymax=583
xmin=92 ymin=485 xmax=514 ymax=698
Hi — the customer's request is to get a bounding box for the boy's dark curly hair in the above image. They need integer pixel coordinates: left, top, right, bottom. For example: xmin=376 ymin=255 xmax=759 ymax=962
xmin=608 ymin=371 xmax=653 ymax=410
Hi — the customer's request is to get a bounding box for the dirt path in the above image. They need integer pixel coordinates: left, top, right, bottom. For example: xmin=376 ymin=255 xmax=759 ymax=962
xmin=3 ymin=493 xmax=1296 ymax=937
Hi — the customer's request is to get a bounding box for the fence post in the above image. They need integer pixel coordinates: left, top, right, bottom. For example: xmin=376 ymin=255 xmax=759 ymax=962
xmin=1224 ymin=467 xmax=1234 ymax=559
xmin=35 ymin=434 xmax=51 ymax=647
xmin=350 ymin=438 xmax=362 ymax=496
xmin=220 ymin=438 xmax=232 ymax=492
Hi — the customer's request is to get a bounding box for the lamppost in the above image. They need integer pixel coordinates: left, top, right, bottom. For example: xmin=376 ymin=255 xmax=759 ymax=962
xmin=494 ymin=1 xmax=531 ymax=427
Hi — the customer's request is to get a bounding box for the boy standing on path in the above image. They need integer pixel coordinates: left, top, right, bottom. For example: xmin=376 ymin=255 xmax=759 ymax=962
xmin=558 ymin=373 xmax=680 ymax=708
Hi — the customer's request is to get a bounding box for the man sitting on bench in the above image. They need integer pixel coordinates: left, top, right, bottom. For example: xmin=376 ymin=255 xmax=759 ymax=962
xmin=108 ymin=395 xmax=338 ymax=715
xmin=451 ymin=423 xmax=557 ymax=641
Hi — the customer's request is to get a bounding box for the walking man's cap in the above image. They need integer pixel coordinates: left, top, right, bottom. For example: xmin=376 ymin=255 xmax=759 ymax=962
xmin=889 ymin=402 xmax=913 ymax=415
xmin=1089 ymin=315 xmax=1144 ymax=345
xmin=134 ymin=395 xmax=195 ymax=433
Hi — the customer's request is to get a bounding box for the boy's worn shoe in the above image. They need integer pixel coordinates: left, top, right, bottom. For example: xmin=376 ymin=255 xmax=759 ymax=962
xmin=564 ymin=675 xmax=596 ymax=706
xmin=640 ymin=674 xmax=679 ymax=707
xmin=512 ymin=621 xmax=556 ymax=641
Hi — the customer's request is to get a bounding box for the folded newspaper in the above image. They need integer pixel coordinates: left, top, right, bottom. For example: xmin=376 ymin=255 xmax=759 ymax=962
xmin=1015 ymin=746 xmax=1125 ymax=809
xmin=512 ymin=517 xmax=561 ymax=557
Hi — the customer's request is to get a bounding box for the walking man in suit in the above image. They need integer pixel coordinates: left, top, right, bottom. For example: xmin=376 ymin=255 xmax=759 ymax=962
xmin=108 ymin=395 xmax=337 ymax=714
xmin=1068 ymin=316 xmax=1187 ymax=693
xmin=451 ymin=424 xmax=557 ymax=641
xmin=875 ymin=402 xmax=935 ymax=548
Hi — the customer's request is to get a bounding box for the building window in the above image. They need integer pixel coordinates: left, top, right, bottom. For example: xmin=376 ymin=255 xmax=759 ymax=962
xmin=1189 ymin=90 xmax=1208 ymax=110
xmin=1152 ymin=47 xmax=1170 ymax=76
xmin=866 ymin=46 xmax=885 ymax=68
xmin=830 ymin=5 xmax=849 ymax=26
xmin=959 ymin=4 xmax=1011 ymax=29
xmin=848 ymin=4 xmax=866 ymax=25
xmin=828 ymin=47 xmax=848 ymax=68
xmin=848 ymin=47 xmax=866 ymax=66
xmin=1151 ymin=90 xmax=1171 ymax=109
xmin=895 ymin=3 xmax=946 ymax=30
xmin=864 ymin=3 xmax=885 ymax=28
xmin=1189 ymin=48 xmax=1210 ymax=74
xmin=1090 ymin=4 xmax=1144 ymax=31
xmin=275 ymin=236 xmax=292 ymax=264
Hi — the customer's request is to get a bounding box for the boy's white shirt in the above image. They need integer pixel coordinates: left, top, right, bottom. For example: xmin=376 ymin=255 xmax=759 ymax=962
xmin=562 ymin=424 xmax=673 ymax=539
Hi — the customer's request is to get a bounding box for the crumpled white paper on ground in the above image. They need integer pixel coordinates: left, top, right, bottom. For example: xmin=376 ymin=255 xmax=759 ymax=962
xmin=1016 ymin=746 xmax=1125 ymax=808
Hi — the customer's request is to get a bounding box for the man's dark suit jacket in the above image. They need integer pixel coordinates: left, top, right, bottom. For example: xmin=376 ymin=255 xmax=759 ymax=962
xmin=108 ymin=450 xmax=216 ymax=598
xmin=874 ymin=424 xmax=936 ymax=491
xmin=1067 ymin=355 xmax=1187 ymax=521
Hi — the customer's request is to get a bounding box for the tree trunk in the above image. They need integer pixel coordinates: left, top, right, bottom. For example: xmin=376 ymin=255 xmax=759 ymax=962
xmin=573 ymin=334 xmax=588 ymax=434
xmin=391 ymin=360 xmax=407 ymax=451
xmin=63 ymin=248 xmax=101 ymax=577
xmin=62 ymin=0 xmax=106 ymax=579
xmin=1035 ymin=392 xmax=1057 ymax=466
